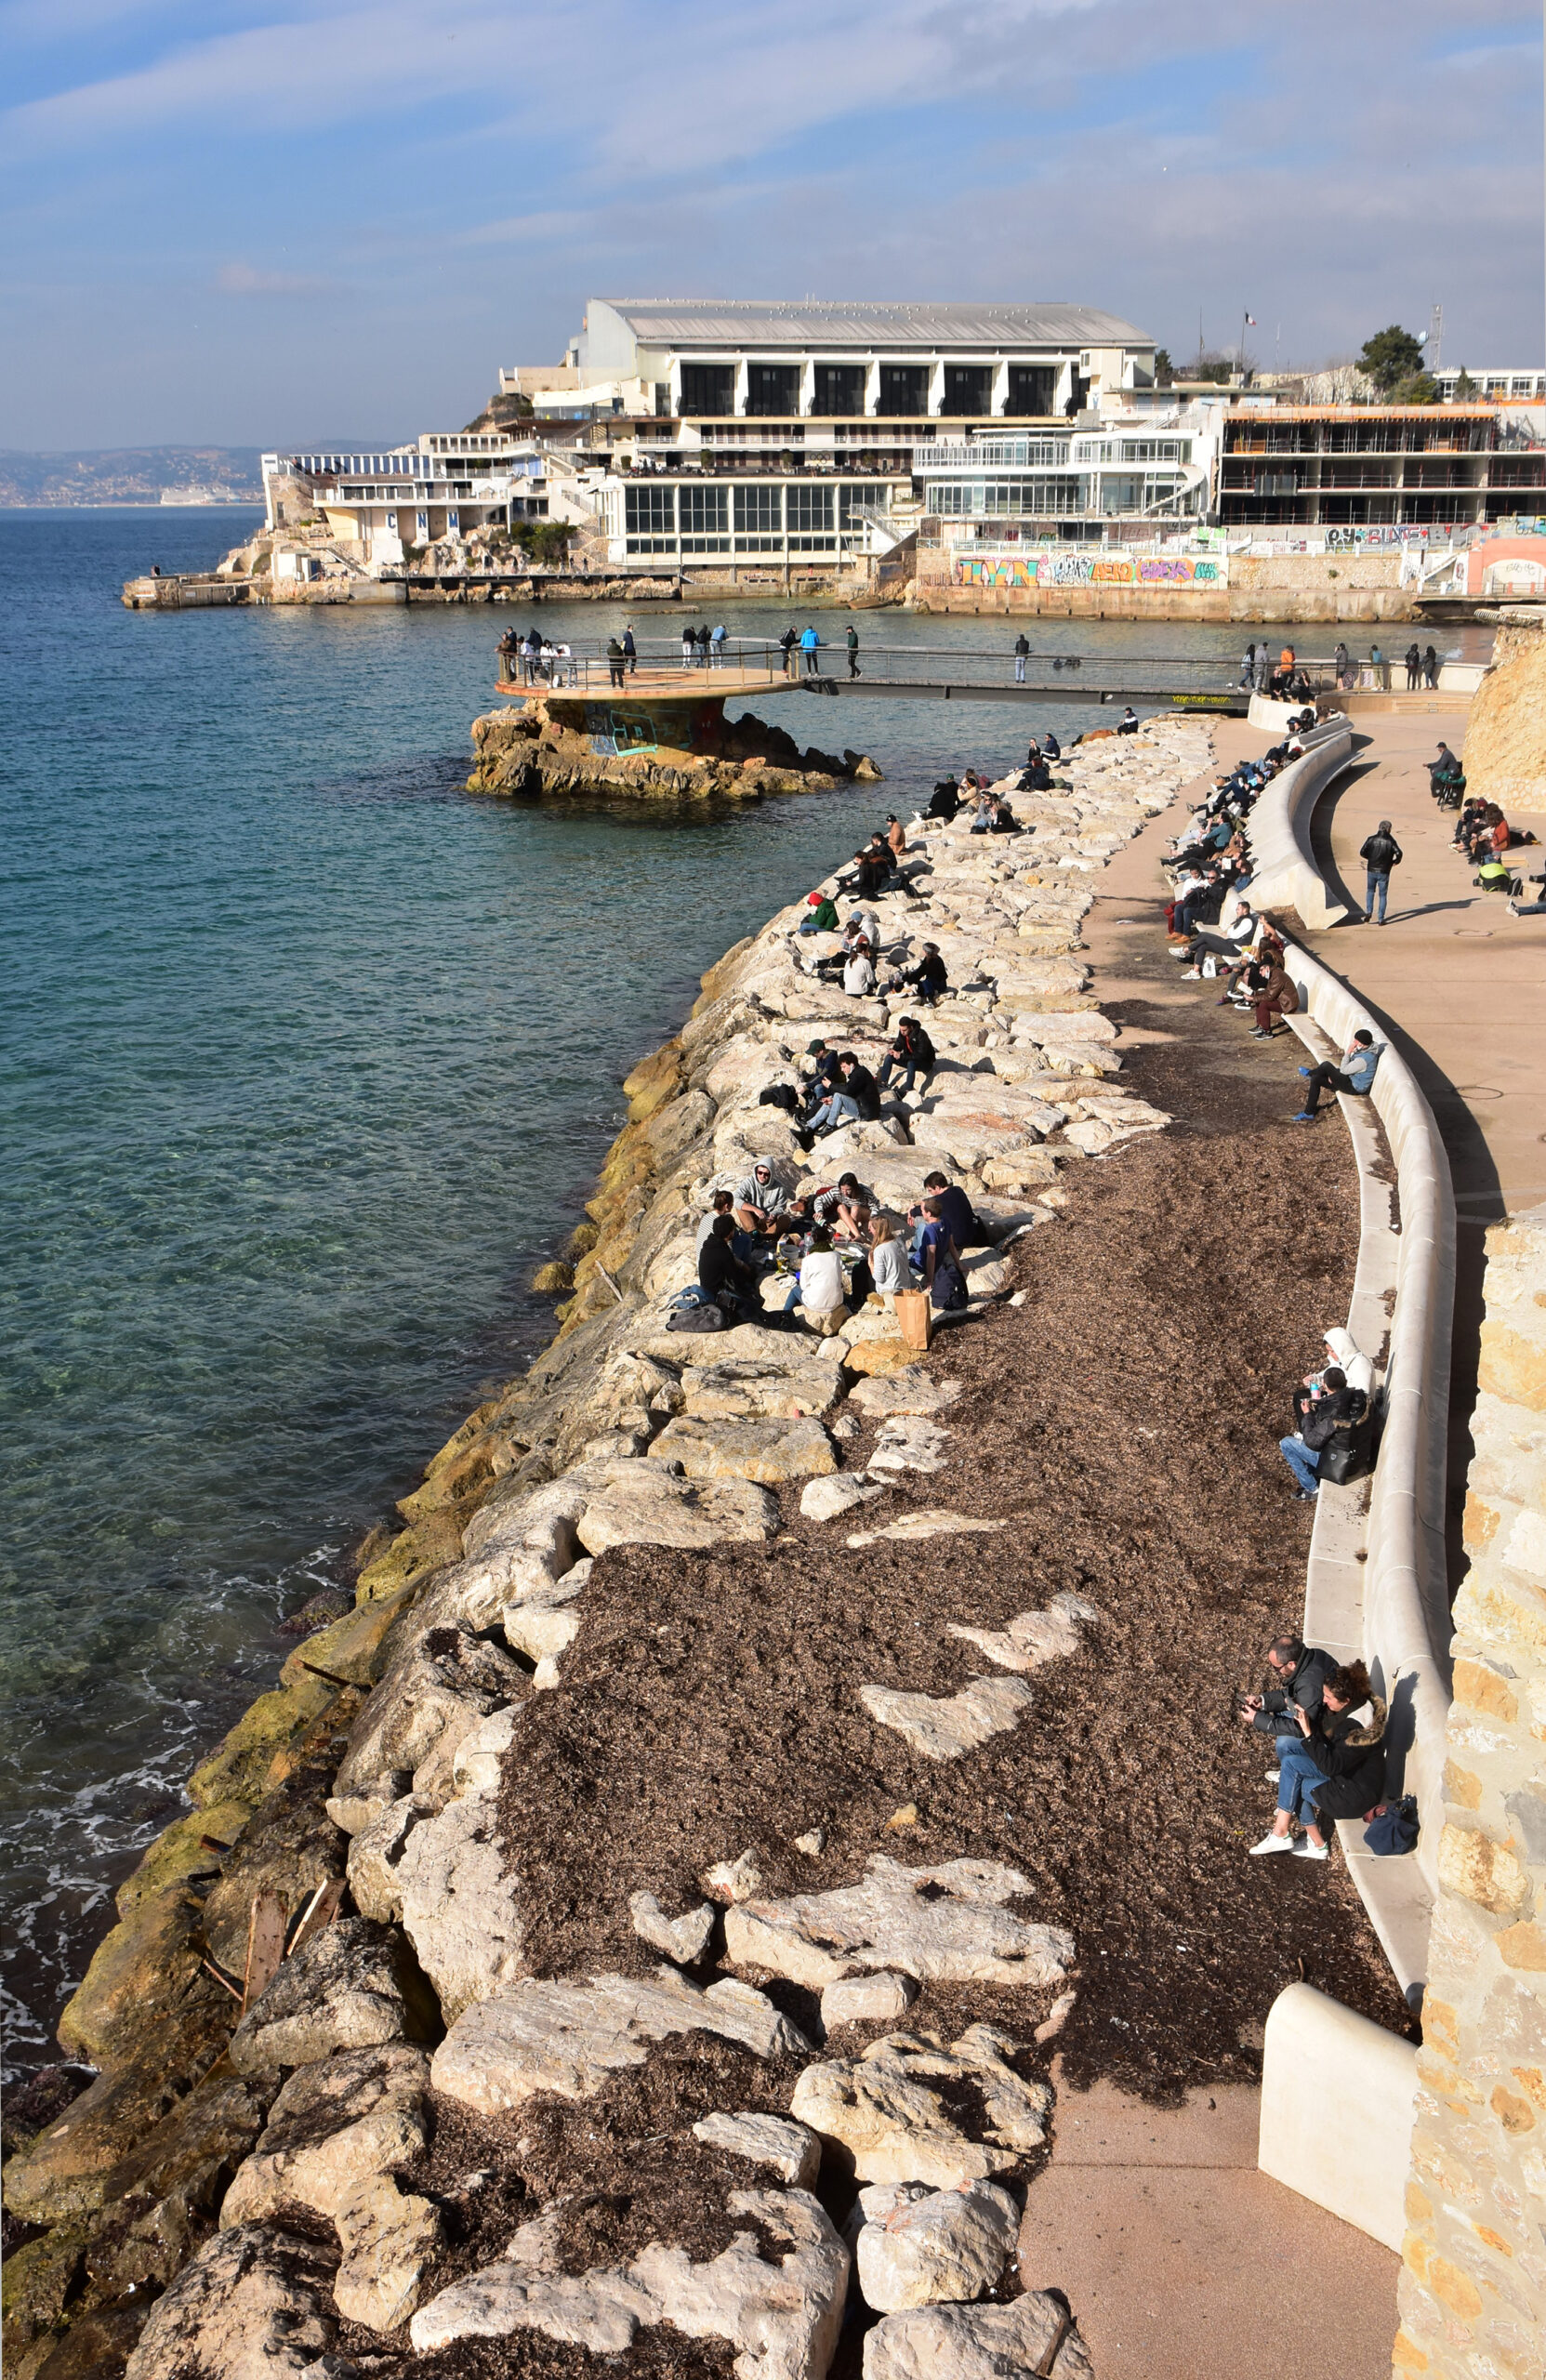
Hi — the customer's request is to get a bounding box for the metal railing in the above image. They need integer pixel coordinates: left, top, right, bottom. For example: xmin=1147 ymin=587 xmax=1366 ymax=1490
xmin=494 ymin=637 xmax=1271 ymax=699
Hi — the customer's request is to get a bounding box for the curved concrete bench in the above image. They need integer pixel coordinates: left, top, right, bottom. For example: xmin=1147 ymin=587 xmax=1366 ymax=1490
xmin=1245 ymin=724 xmax=1357 ymax=929
xmin=1281 ymin=941 xmax=1456 ymax=1991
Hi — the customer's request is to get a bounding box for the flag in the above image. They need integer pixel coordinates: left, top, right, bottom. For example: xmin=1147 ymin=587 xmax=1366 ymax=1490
xmin=1245 ymin=313 xmax=1257 ymax=326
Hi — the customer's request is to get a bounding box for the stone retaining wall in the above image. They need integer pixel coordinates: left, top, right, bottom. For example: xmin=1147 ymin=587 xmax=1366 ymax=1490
xmin=1392 ymin=1201 xmax=1546 ymax=2380
xmin=1244 ymin=725 xmax=1357 ymax=931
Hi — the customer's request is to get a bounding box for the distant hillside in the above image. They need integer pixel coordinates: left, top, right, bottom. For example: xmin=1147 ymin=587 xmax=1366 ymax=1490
xmin=0 ymin=447 xmax=265 ymax=507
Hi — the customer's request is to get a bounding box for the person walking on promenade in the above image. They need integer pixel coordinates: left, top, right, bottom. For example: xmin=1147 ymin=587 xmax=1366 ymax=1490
xmin=622 ymin=623 xmax=637 ymax=675
xmin=1015 ymin=631 xmax=1031 ymax=684
xmin=1424 ymin=643 xmax=1439 ymax=689
xmin=1405 ymin=642 xmax=1421 ymax=691
xmin=846 ymin=624 xmax=861 ymax=679
xmin=1359 ymin=818 xmax=1403 ymax=924
xmin=800 ymin=625 xmax=822 ymax=675
xmin=1240 ymin=641 xmax=1257 ymax=690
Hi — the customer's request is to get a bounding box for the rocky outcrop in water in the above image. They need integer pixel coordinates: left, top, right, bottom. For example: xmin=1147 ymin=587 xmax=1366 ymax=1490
xmin=469 ymin=694 xmax=882 ymax=801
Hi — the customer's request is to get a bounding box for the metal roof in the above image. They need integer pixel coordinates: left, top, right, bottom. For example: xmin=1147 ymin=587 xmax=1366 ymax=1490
xmin=599 ymin=299 xmax=1150 ymax=350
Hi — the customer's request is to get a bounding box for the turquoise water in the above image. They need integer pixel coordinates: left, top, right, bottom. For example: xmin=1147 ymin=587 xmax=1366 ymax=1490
xmin=0 ymin=509 xmax=1281 ymax=2068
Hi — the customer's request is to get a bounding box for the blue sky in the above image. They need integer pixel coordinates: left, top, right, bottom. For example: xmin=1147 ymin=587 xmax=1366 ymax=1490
xmin=1 ymin=0 xmax=1539 ymax=449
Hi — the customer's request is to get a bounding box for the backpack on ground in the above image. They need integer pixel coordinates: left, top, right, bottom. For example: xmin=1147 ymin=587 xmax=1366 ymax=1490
xmin=666 ymin=1302 xmax=728 ymax=1335
xmin=931 ymin=1257 xmax=969 ymax=1313
xmin=759 ymin=1082 xmax=799 ymax=1112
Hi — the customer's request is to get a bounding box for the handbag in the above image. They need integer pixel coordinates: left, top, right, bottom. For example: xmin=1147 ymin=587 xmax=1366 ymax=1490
xmin=931 ymin=1258 xmax=969 ymax=1313
xmin=1364 ymin=1796 xmax=1419 ymax=1857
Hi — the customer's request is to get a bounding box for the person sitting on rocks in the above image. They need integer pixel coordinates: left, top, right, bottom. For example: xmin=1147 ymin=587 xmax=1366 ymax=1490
xmin=1290 ymin=1027 xmax=1382 ymax=1123
xmin=694 ymin=1187 xmax=735 ymax=1256
xmin=1116 ymin=707 xmax=1140 ymax=734
xmin=968 ymin=791 xmax=996 ymax=835
xmin=907 ymin=1170 xmax=976 ymax=1268
xmin=1238 ymin=1634 xmax=1335 ymax=1781
xmin=813 ymin=1171 xmax=873 ymax=1235
xmin=839 ymin=847 xmax=891 ymax=901
xmin=877 ymin=1015 xmax=935 ymax=1103
xmin=986 ymin=796 xmax=1020 ymax=834
xmin=799 ymin=1040 xmax=844 ymax=1115
xmin=867 ymin=1210 xmax=910 ymax=1304
xmin=1249 ymin=1659 xmax=1386 ymax=1861
xmin=733 ymin=1163 xmax=786 ymax=1246
xmin=842 ymin=940 xmax=876 ymax=998
xmin=1278 ymin=1365 xmax=1363 ymax=1500
xmin=796 ymin=1227 xmax=849 ymax=1336
xmin=699 ymin=1213 xmax=760 ymax=1323
xmin=925 ymin=778 xmax=960 ymax=821
xmin=797 ymin=890 xmax=840 ymax=936
xmin=909 ymin=1197 xmax=961 ymax=1296
xmin=884 ymin=942 xmax=948 ymax=1007
xmin=804 ymin=1054 xmax=878 ymax=1143
xmin=1041 ymin=729 xmax=1062 ymax=762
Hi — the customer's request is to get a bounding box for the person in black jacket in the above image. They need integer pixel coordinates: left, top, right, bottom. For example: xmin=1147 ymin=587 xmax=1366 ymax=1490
xmin=877 ymin=1016 xmax=935 ymax=1103
xmin=1249 ymin=1660 xmax=1387 ymax=1859
xmin=1278 ymin=1367 xmax=1362 ymax=1498
xmin=885 ymin=943 xmax=948 ymax=1007
xmin=1238 ymin=1634 xmax=1335 ymax=1774
xmin=698 ymin=1215 xmax=759 ymax=1322
xmin=925 ymin=778 xmax=959 ymax=821
xmin=1358 ymin=819 xmax=1403 ymax=925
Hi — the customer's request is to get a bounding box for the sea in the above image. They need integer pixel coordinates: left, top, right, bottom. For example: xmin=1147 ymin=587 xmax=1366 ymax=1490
xmin=0 ymin=507 xmax=1458 ymax=2070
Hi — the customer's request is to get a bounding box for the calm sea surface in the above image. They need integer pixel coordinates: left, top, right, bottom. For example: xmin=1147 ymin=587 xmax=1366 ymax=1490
xmin=0 ymin=509 xmax=1463 ymax=2068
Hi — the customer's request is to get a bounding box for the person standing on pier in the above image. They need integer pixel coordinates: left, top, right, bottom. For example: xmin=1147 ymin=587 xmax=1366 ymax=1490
xmin=622 ymin=624 xmax=637 ymax=675
xmin=800 ymin=625 xmax=822 ymax=675
xmin=681 ymin=622 xmax=696 ymax=669
xmin=1424 ymin=644 xmax=1439 ymax=689
xmin=1240 ymin=641 xmax=1257 ymax=689
xmin=780 ymin=625 xmax=799 ymax=676
xmin=1014 ymin=631 xmax=1030 ymax=683
xmin=846 ymin=625 xmax=861 ymax=679
xmin=1359 ymin=819 xmax=1403 ymax=925
xmin=711 ymin=623 xmax=727 ymax=666
xmin=1405 ymin=642 xmax=1421 ymax=691
xmin=606 ymin=637 xmax=626 ymax=688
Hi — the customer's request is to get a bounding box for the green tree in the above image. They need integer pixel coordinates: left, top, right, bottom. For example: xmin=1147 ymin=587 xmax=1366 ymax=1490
xmin=1454 ymin=365 xmax=1477 ymax=400
xmin=1357 ymin=325 xmax=1426 ymax=395
xmin=1184 ymin=349 xmax=1235 ymax=385
xmin=1388 ymin=371 xmax=1438 ymax=406
xmin=522 ymin=521 xmax=574 ymax=568
xmin=1153 ymin=348 xmax=1174 ymax=387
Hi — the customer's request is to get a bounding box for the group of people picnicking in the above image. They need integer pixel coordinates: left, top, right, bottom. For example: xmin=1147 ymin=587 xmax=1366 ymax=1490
xmin=694 ymin=1151 xmax=979 ymax=1337
xmin=1431 ymin=754 xmax=1544 ymax=913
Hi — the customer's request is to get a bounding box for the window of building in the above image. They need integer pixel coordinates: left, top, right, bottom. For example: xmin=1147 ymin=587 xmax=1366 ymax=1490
xmin=786 ymin=483 xmax=835 ymax=549
xmin=678 ymin=484 xmax=730 ymax=549
xmin=1253 ymin=472 xmax=1299 ymax=497
xmin=679 ymin=364 xmax=735 ymax=416
xmin=943 ymin=364 xmax=993 ymax=416
xmin=1119 ymin=440 xmax=1190 ymax=464
xmin=747 ymin=364 xmax=801 ymax=416
xmin=878 ymin=364 xmax=931 ymax=416
xmin=1005 ymin=364 xmax=1058 ymax=417
xmin=734 ymin=485 xmax=782 ymax=533
xmin=813 ymin=364 xmax=866 ymax=416
xmin=839 ymin=484 xmax=888 ymax=527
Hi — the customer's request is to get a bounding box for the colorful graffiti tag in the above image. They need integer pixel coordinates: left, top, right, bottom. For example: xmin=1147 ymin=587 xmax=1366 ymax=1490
xmin=953 ymin=552 xmax=1227 ymax=590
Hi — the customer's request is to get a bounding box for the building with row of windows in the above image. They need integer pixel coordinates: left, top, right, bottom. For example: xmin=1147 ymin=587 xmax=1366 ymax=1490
xmin=260 ymin=300 xmax=1546 ymax=570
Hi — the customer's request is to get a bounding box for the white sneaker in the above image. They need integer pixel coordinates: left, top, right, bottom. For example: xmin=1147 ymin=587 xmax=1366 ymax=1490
xmin=1181 ymin=967 xmax=1202 ymax=980
xmin=1264 ymin=1766 xmax=1281 ymax=1783
xmin=1291 ymin=1837 xmax=1328 ymax=1861
xmin=1249 ymin=1831 xmax=1294 ymax=1855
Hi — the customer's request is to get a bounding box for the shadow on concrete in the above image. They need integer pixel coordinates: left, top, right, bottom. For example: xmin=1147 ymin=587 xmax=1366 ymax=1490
xmin=1308 ymin=758 xmax=1378 ymax=922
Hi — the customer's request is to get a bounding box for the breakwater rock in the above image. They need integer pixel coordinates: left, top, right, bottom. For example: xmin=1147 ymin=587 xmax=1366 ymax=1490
xmin=2 ymin=721 xmax=1212 ymax=2380
xmin=469 ymin=696 xmax=881 ymax=803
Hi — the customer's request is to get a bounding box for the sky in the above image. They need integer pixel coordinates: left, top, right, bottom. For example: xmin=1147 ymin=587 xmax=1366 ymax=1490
xmin=1 ymin=0 xmax=1540 ymax=450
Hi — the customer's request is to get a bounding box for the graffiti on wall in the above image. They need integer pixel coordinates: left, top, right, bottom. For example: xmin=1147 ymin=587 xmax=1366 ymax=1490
xmin=953 ymin=551 xmax=1227 ymax=590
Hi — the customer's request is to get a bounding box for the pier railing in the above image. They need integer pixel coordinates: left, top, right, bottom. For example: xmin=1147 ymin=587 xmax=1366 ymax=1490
xmin=494 ymin=637 xmax=1275 ymax=700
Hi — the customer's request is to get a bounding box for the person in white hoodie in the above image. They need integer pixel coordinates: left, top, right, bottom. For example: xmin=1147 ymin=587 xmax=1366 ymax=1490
xmin=1321 ymin=1326 xmax=1373 ymax=1400
xmin=843 ymin=943 xmax=876 ymax=998
xmin=797 ymin=1228 xmax=849 ymax=1336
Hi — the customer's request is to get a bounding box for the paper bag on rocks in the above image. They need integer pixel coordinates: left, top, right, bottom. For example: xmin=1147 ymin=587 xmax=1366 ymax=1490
xmin=893 ymin=1290 xmax=931 ymax=1354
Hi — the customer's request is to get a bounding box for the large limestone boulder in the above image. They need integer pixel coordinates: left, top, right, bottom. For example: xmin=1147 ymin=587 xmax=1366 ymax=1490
xmin=799 ymin=1472 xmax=888 ymax=1523
xmin=791 ymin=2025 xmax=1052 ymax=2191
xmin=681 ymin=1352 xmax=845 ymax=1421
xmin=648 ymin=1414 xmax=837 ymax=1484
xmin=867 ymin=1416 xmax=950 ymax=1474
xmin=346 ymin=1792 xmax=436 ymax=1924
xmin=691 ymin=2111 xmax=822 ymax=2187
xmin=219 ymin=2044 xmax=430 ymax=2226
xmin=397 ymin=1794 xmax=524 ymax=2022
xmin=858 ymin=1674 xmax=1035 ymax=1761
xmin=574 ymin=1463 xmax=779 ymax=1554
xmin=330 ymin=1620 xmax=527 ymax=1813
xmin=411 ymin=2188 xmax=848 ymax=2379
xmin=431 ymin=1969 xmax=811 ymax=2116
xmin=849 ymin=1370 xmax=960 ymax=1419
xmin=121 ymin=2224 xmax=337 ymax=2380
xmin=854 ymin=2179 xmax=1019 ymax=2310
xmin=863 ymin=2292 xmax=1094 ymax=2378
xmin=946 ymin=1590 xmax=1098 ymax=1674
xmin=333 ymin=2172 xmax=443 ymax=2333
xmin=722 ymin=1857 xmax=1073 ymax=1990
xmin=228 ymin=1920 xmax=439 ymax=2074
